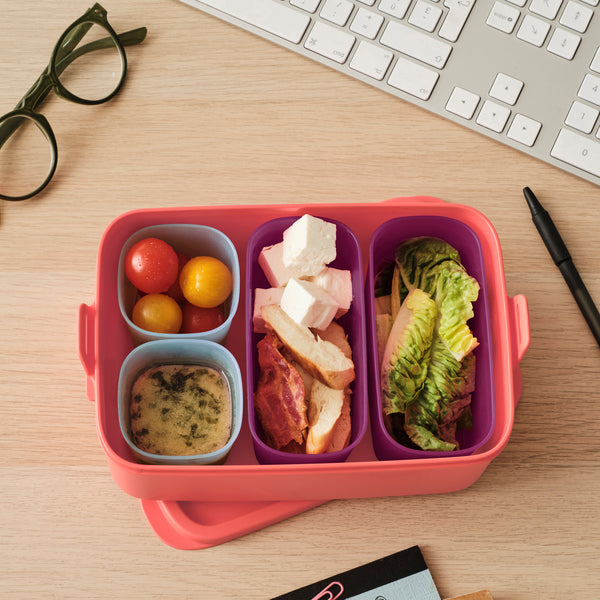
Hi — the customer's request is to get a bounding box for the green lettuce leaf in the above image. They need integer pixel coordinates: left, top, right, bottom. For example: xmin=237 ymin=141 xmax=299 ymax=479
xmin=398 ymin=237 xmax=479 ymax=360
xmin=404 ymin=337 xmax=476 ymax=450
xmin=379 ymin=237 xmax=480 ymax=451
xmin=380 ymin=288 xmax=437 ymax=415
xmin=397 ymin=237 xmax=461 ymax=295
xmin=402 ymin=423 xmax=457 ymax=451
xmin=435 ymin=262 xmax=480 ymax=360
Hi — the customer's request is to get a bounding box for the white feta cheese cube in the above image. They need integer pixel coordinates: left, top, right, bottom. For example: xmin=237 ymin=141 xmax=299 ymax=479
xmin=258 ymin=242 xmax=296 ymax=287
xmin=253 ymin=287 xmax=285 ymax=333
xmin=282 ymin=215 xmax=336 ymax=277
xmin=280 ymin=278 xmax=339 ymax=330
xmin=310 ymin=267 xmax=352 ymax=317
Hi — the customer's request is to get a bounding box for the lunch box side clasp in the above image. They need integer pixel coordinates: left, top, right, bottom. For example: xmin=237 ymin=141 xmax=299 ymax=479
xmin=77 ymin=302 xmax=96 ymax=403
xmin=508 ymin=294 xmax=530 ymax=406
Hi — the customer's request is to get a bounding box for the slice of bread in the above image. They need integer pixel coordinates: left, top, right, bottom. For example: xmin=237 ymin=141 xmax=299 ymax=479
xmin=326 ymin=390 xmax=352 ymax=453
xmin=262 ymin=304 xmax=355 ymax=390
xmin=291 ymin=360 xmax=314 ymax=397
xmin=314 ymin=320 xmax=352 ymax=359
xmin=306 ymin=379 xmax=345 ymax=454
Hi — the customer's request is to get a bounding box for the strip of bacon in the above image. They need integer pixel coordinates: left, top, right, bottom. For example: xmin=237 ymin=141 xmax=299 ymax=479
xmin=255 ymin=333 xmax=308 ymax=449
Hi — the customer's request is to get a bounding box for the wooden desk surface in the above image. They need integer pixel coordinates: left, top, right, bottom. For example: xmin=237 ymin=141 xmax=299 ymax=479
xmin=1 ymin=2 xmax=599 ymax=598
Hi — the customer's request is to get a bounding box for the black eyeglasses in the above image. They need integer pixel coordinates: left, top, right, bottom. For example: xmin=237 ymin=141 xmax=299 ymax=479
xmin=0 ymin=3 xmax=147 ymax=201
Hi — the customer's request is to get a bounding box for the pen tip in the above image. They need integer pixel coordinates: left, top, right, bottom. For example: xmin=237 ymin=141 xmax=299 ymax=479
xmin=523 ymin=186 xmax=543 ymax=216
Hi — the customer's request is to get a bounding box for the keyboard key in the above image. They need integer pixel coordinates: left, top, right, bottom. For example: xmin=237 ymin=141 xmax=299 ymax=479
xmin=592 ymin=48 xmax=600 ymax=73
xmin=551 ymin=128 xmax=600 ymax=177
xmin=380 ymin=20 xmax=452 ymax=68
xmin=530 ymin=0 xmax=563 ymax=19
xmin=565 ymin=100 xmax=599 ymax=133
xmin=486 ymin=2 xmax=521 ymax=34
xmin=507 ymin=114 xmax=542 ymax=146
xmin=490 ymin=72 xmax=524 ymax=105
xmin=408 ymin=0 xmax=443 ymax=32
xmin=476 ymin=100 xmax=511 ymax=132
xmin=290 ymin=0 xmax=321 ymax=12
xmin=350 ymin=7 xmax=385 ymax=39
xmin=320 ymin=0 xmax=354 ymax=26
xmin=304 ymin=21 xmax=356 ymax=63
xmin=349 ymin=40 xmax=394 ymax=79
xmin=183 ymin=0 xmax=600 ymax=186
xmin=446 ymin=86 xmax=480 ymax=118
xmin=517 ymin=14 xmax=551 ymax=47
xmin=559 ymin=1 xmax=593 ymax=33
xmin=577 ymin=74 xmax=600 ymax=107
xmin=198 ymin=0 xmax=311 ymax=44
xmin=387 ymin=55 xmax=440 ymax=100
xmin=547 ymin=27 xmax=581 ymax=59
xmin=439 ymin=0 xmax=475 ymax=42
xmin=379 ymin=0 xmax=412 ymax=20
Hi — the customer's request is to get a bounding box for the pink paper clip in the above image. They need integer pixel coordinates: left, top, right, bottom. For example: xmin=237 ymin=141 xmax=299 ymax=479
xmin=310 ymin=581 xmax=344 ymax=600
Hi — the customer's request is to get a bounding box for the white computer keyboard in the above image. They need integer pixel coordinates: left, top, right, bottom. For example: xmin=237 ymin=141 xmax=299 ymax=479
xmin=177 ymin=0 xmax=600 ymax=186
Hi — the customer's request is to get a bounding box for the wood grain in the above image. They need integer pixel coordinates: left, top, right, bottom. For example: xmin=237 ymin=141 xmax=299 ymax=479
xmin=1 ymin=1 xmax=599 ymax=598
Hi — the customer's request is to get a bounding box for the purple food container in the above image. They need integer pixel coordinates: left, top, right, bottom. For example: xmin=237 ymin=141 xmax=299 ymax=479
xmin=367 ymin=216 xmax=495 ymax=460
xmin=245 ymin=216 xmax=368 ymax=464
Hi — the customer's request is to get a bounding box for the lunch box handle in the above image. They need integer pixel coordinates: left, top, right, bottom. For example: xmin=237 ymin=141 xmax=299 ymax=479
xmin=508 ymin=294 xmax=530 ymax=362
xmin=507 ymin=294 xmax=530 ymax=406
xmin=77 ymin=303 xmax=96 ymax=402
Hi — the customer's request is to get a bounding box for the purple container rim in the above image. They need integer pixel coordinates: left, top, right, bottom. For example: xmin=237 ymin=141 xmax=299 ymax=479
xmin=367 ymin=214 xmax=496 ymax=460
xmin=245 ymin=215 xmax=368 ymax=465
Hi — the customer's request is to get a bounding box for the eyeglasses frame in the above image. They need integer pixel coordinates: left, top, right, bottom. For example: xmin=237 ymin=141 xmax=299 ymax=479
xmin=0 ymin=3 xmax=147 ymax=201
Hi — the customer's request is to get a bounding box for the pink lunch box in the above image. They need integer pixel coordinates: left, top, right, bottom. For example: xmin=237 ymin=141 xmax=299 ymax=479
xmin=77 ymin=196 xmax=530 ymax=549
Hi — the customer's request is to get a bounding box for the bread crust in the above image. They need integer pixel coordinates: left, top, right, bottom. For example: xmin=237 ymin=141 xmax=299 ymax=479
xmin=306 ymin=380 xmax=345 ymax=454
xmin=327 ymin=391 xmax=352 ymax=453
xmin=262 ymin=304 xmax=355 ymax=390
xmin=314 ymin=321 xmax=352 ymax=359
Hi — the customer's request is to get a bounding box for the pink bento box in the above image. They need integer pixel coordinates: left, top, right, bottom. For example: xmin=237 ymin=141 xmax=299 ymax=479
xmin=78 ymin=197 xmax=530 ymax=549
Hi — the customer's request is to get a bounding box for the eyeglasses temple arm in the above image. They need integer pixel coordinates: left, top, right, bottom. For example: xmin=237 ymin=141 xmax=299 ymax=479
xmin=54 ymin=27 xmax=148 ymax=79
xmin=0 ymin=27 xmax=147 ymax=148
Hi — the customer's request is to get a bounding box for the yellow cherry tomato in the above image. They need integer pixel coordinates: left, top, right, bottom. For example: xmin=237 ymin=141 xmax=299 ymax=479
xmin=132 ymin=294 xmax=183 ymax=333
xmin=179 ymin=256 xmax=233 ymax=308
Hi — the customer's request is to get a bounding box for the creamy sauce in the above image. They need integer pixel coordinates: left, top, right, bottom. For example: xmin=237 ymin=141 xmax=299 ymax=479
xmin=130 ymin=364 xmax=231 ymax=456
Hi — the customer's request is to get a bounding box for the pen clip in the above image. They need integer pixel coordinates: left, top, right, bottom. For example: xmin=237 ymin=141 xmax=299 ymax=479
xmin=310 ymin=581 xmax=344 ymax=600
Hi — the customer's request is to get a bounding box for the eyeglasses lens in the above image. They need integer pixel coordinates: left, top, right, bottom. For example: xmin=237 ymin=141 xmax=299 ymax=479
xmin=56 ymin=21 xmax=124 ymax=102
xmin=0 ymin=114 xmax=54 ymax=199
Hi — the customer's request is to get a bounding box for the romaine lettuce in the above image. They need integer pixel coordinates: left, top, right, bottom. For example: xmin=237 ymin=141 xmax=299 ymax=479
xmin=404 ymin=337 xmax=476 ymax=450
xmin=398 ymin=237 xmax=479 ymax=359
xmin=379 ymin=237 xmax=480 ymax=451
xmin=397 ymin=237 xmax=461 ymax=295
xmin=380 ymin=288 xmax=437 ymax=415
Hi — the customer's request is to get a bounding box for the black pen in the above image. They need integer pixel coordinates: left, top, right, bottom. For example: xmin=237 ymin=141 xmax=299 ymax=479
xmin=523 ymin=187 xmax=600 ymax=347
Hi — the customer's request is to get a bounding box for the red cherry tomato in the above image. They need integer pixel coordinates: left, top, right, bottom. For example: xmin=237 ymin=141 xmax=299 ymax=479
xmin=125 ymin=238 xmax=179 ymax=294
xmin=166 ymin=251 xmax=189 ymax=303
xmin=180 ymin=302 xmax=225 ymax=333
